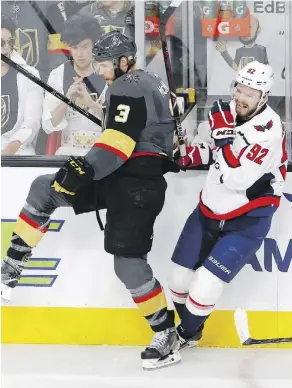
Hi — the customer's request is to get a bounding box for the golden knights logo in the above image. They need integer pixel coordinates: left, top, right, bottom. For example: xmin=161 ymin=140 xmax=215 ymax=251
xmin=124 ymin=73 xmax=140 ymax=83
xmin=1 ymin=95 xmax=10 ymax=128
xmin=239 ymin=56 xmax=255 ymax=70
xmin=15 ymin=28 xmax=39 ymax=68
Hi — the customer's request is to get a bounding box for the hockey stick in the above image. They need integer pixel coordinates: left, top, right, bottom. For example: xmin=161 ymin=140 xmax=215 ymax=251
xmin=234 ymin=308 xmax=292 ymax=345
xmin=28 ymin=1 xmax=58 ymax=34
xmin=159 ymin=0 xmax=186 ymax=157
xmin=1 ymin=54 xmax=102 ymax=127
xmin=28 ymin=1 xmax=70 ymax=60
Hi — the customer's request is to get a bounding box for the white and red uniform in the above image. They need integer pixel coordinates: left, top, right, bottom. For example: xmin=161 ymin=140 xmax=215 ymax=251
xmin=200 ymin=105 xmax=287 ymax=219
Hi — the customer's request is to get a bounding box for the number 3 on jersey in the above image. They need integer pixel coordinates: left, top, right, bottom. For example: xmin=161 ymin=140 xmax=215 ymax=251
xmin=115 ymin=104 xmax=130 ymax=123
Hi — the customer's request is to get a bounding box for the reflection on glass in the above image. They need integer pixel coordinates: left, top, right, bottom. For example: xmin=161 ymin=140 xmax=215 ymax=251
xmin=0 ymin=0 xmax=291 ymax=163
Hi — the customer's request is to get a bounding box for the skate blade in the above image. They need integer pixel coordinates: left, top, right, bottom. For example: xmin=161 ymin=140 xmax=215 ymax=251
xmin=179 ymin=335 xmax=200 ymax=350
xmin=1 ymin=283 xmax=12 ymax=303
xmin=142 ymin=351 xmax=181 ymax=370
xmin=180 ymin=340 xmax=199 ymax=350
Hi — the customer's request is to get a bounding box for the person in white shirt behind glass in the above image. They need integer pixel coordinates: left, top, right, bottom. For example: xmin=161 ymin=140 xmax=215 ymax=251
xmin=42 ymin=14 xmax=107 ymax=156
xmin=1 ymin=15 xmax=43 ymax=156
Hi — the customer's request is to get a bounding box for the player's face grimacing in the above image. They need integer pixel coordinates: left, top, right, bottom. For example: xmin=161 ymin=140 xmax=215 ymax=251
xmin=234 ymin=84 xmax=262 ymax=118
xmin=69 ymin=39 xmax=93 ymax=70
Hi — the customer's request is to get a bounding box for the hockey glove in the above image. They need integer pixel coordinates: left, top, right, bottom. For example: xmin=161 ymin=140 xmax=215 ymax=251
xmin=208 ymin=99 xmax=236 ymax=148
xmin=176 ymin=144 xmax=212 ymax=170
xmin=51 ymin=156 xmax=94 ymax=196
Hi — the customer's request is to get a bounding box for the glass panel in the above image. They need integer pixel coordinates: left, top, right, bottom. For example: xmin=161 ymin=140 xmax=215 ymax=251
xmin=1 ymin=0 xmax=136 ymax=163
xmin=1 ymin=0 xmax=291 ymax=166
xmin=200 ymin=0 xmax=288 ymax=157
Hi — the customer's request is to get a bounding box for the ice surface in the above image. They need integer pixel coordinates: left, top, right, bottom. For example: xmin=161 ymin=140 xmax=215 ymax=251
xmin=2 ymin=344 xmax=292 ymax=388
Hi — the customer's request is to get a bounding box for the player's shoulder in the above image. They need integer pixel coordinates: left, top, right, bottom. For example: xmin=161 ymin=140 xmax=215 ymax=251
xmin=110 ymin=70 xmax=149 ymax=97
xmin=249 ymin=105 xmax=283 ymax=141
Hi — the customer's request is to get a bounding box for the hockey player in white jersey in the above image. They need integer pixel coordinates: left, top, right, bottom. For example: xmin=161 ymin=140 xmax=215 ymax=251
xmin=169 ymin=61 xmax=288 ymax=347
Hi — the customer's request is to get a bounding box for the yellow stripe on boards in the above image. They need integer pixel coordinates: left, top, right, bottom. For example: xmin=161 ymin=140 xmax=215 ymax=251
xmin=2 ymin=307 xmax=292 ymax=348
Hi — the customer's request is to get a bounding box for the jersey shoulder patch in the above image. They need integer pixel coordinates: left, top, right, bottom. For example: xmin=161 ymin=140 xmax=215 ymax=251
xmin=254 ymin=120 xmax=273 ymax=132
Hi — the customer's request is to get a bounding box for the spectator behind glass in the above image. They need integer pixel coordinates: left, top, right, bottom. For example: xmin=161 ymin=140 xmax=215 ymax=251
xmin=1 ymin=15 xmax=43 ymax=156
xmin=2 ymin=1 xmax=53 ymax=81
xmin=42 ymin=14 xmax=108 ymax=156
xmin=46 ymin=1 xmax=92 ymax=74
xmin=79 ymin=1 xmax=134 ymax=39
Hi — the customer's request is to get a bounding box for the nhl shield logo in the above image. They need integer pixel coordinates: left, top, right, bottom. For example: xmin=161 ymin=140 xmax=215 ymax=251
xmin=1 ymin=95 xmax=10 ymax=128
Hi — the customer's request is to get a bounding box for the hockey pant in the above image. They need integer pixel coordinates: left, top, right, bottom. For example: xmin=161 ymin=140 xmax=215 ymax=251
xmin=168 ymin=205 xmax=276 ymax=337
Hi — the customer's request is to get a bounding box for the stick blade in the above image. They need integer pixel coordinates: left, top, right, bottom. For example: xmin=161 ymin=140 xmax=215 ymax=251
xmin=234 ymin=308 xmax=251 ymax=344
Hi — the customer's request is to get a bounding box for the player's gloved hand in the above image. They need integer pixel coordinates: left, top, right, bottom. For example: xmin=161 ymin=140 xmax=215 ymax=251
xmin=51 ymin=156 xmax=94 ymax=196
xmin=208 ymin=99 xmax=236 ymax=148
xmin=176 ymin=144 xmax=212 ymax=170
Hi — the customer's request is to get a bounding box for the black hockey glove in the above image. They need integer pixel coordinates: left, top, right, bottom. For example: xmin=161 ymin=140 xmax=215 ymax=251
xmin=51 ymin=156 xmax=94 ymax=196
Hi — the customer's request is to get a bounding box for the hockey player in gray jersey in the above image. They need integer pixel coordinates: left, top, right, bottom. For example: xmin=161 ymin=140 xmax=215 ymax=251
xmin=1 ymin=31 xmax=181 ymax=370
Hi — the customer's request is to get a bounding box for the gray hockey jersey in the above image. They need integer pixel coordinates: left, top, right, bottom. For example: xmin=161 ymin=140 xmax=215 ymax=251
xmin=85 ymin=70 xmax=176 ymax=180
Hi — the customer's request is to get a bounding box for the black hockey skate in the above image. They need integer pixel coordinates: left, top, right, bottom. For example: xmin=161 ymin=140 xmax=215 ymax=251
xmin=177 ymin=324 xmax=203 ymax=350
xmin=141 ymin=327 xmax=181 ymax=370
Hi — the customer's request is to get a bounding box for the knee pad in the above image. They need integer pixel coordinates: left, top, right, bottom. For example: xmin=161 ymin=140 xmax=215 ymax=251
xmin=114 ymin=255 xmax=153 ymax=290
xmin=28 ymin=174 xmax=55 ymax=213
xmin=168 ymin=262 xmax=194 ymax=304
xmin=186 ymin=267 xmax=225 ymax=316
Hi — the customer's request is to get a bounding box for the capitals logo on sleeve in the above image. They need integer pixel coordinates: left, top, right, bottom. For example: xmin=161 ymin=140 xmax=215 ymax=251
xmin=254 ymin=120 xmax=273 ymax=132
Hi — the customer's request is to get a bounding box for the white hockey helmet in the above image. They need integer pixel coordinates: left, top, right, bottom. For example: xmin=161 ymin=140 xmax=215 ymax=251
xmin=235 ymin=61 xmax=274 ymax=94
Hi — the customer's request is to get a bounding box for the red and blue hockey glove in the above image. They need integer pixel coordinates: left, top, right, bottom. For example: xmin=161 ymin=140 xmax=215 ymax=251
xmin=176 ymin=144 xmax=212 ymax=170
xmin=208 ymin=99 xmax=236 ymax=148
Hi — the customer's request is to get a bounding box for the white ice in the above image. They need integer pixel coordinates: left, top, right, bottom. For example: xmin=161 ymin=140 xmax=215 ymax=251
xmin=1 ymin=345 xmax=292 ymax=388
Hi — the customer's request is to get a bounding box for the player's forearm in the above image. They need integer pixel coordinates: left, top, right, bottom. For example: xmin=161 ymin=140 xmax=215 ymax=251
xmin=50 ymin=101 xmax=69 ymax=128
xmin=84 ymin=128 xmax=136 ymax=180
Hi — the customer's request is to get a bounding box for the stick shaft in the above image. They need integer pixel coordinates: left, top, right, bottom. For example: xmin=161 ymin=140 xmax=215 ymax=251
xmin=159 ymin=1 xmax=186 ymax=156
xmin=1 ymin=54 xmax=102 ymax=127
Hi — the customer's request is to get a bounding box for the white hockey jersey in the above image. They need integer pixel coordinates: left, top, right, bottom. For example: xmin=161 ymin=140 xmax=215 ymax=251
xmin=199 ymin=105 xmax=288 ymax=220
